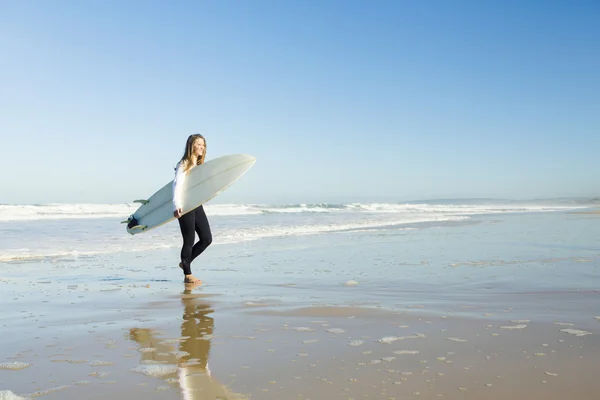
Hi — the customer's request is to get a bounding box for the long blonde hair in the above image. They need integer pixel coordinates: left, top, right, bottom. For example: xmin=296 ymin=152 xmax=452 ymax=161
xmin=178 ymin=134 xmax=207 ymax=173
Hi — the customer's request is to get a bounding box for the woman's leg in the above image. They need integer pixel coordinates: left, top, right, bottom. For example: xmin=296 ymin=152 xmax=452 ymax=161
xmin=191 ymin=205 xmax=213 ymax=263
xmin=177 ymin=210 xmax=196 ymax=275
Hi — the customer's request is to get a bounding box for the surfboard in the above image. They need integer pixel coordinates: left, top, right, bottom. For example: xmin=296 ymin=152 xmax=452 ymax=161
xmin=123 ymin=154 xmax=256 ymax=235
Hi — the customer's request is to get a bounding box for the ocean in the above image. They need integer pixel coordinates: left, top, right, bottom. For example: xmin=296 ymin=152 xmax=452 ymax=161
xmin=0 ymin=199 xmax=594 ymax=264
xmin=2 ymin=199 xmax=600 ymax=399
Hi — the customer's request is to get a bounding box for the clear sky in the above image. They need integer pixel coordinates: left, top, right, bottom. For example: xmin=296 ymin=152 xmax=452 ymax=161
xmin=1 ymin=0 xmax=599 ymax=205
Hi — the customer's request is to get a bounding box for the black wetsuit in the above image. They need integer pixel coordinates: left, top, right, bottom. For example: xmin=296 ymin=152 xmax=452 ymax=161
xmin=178 ymin=204 xmax=212 ymax=275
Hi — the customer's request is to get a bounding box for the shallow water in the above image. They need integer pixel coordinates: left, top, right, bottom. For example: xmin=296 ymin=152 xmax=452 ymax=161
xmin=2 ymin=210 xmax=599 ymax=324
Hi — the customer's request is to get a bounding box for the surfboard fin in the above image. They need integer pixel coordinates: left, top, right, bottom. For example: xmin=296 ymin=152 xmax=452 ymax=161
xmin=133 ymin=199 xmax=149 ymax=205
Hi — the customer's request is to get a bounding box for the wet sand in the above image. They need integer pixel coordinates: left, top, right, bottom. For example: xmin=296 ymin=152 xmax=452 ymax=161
xmin=1 ymin=211 xmax=600 ymax=399
xmin=1 ymin=287 xmax=599 ymax=400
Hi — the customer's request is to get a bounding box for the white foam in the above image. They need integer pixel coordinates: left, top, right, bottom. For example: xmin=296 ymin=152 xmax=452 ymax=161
xmin=131 ymin=364 xmax=178 ymax=377
xmin=348 ymin=340 xmax=364 ymax=346
xmin=378 ymin=333 xmax=425 ymax=343
xmin=293 ymin=327 xmax=314 ymax=332
xmin=137 ymin=347 xmax=156 ymax=353
xmin=500 ymin=324 xmax=527 ymax=330
xmin=0 ymin=201 xmax=584 ymax=222
xmin=0 ymin=240 xmax=175 ymax=263
xmin=0 ymin=203 xmax=137 ymax=222
xmin=0 ymin=390 xmax=29 ymax=400
xmin=394 ymin=350 xmax=420 ymax=355
xmin=23 ymin=386 xmax=69 ymax=397
xmin=0 ymin=362 xmax=30 ymax=370
xmin=560 ymin=329 xmax=592 ymax=337
xmin=212 ymin=214 xmax=469 ymax=246
xmin=446 ymin=337 xmax=467 ymax=342
xmin=89 ymin=360 xmax=114 ymax=366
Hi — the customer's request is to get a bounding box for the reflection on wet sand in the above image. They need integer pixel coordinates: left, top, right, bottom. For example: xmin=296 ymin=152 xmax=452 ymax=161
xmin=129 ymin=283 xmax=247 ymax=399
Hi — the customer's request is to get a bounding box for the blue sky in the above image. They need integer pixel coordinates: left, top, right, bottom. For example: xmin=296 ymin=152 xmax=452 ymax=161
xmin=1 ymin=0 xmax=599 ymax=204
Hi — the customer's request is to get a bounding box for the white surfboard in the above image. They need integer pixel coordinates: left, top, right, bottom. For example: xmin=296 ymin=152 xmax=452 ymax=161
xmin=124 ymin=154 xmax=256 ymax=235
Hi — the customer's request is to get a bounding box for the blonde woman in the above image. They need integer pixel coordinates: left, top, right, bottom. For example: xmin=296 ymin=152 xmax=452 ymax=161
xmin=173 ymin=134 xmax=213 ymax=284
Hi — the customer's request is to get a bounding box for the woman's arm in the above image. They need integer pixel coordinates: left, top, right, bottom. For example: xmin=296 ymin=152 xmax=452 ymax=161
xmin=172 ymin=162 xmax=186 ymax=217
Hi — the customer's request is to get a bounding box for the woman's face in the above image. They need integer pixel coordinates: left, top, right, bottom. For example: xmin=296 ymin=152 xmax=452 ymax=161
xmin=192 ymin=138 xmax=205 ymax=158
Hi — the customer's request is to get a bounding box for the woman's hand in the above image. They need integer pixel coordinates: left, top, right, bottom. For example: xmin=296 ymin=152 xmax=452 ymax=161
xmin=174 ymin=208 xmax=183 ymax=218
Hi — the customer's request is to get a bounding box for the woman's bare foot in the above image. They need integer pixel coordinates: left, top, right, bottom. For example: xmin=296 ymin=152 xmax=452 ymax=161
xmin=184 ymin=280 xmax=202 ymax=291
xmin=184 ymin=274 xmax=202 ymax=284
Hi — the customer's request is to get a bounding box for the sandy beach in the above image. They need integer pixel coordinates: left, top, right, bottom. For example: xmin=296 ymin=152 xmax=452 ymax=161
xmin=2 ymin=209 xmax=600 ymax=399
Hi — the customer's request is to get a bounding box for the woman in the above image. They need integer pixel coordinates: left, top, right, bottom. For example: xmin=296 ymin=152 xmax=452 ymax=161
xmin=172 ymin=134 xmax=213 ymax=284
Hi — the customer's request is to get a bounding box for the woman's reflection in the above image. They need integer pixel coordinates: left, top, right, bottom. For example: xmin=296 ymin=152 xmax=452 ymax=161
xmin=129 ymin=282 xmax=247 ymax=399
